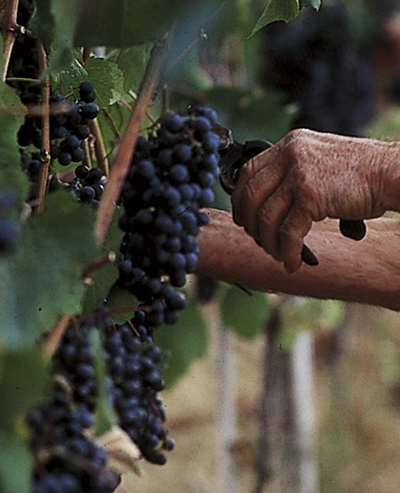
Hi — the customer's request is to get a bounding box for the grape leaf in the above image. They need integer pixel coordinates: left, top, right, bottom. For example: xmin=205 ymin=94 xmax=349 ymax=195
xmin=74 ymin=1 xmax=217 ymax=47
xmin=206 ymin=86 xmax=296 ymax=144
xmin=0 ymin=433 xmax=31 ymax=493
xmin=89 ymin=330 xmax=117 ymax=435
xmin=0 ymin=77 xmax=29 ymax=210
xmin=32 ymin=0 xmax=83 ymax=72
xmin=250 ymin=0 xmax=300 ymax=37
xmin=154 ymin=301 xmax=208 ymax=387
xmin=106 ymin=287 xmax=139 ymax=326
xmin=50 ymin=57 xmax=88 ymax=95
xmin=0 ymin=192 xmax=97 ymax=346
xmin=81 ymin=209 xmax=123 ymax=318
xmin=84 ymin=57 xmax=125 ymax=109
xmin=113 ymin=45 xmax=152 ymax=94
xmin=220 ymin=285 xmax=270 ymax=339
xmin=0 ymin=347 xmax=47 ymax=428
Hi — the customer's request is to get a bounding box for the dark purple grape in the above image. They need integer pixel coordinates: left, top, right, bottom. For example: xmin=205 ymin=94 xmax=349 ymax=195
xmin=58 ymin=152 xmax=72 ymax=166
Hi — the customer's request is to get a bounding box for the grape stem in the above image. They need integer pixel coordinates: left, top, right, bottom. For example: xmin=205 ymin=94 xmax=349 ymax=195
xmin=89 ymin=118 xmax=110 ymax=176
xmin=102 ymin=108 xmax=121 ymax=140
xmin=35 ymin=40 xmax=51 ymax=213
xmin=126 ymin=91 xmax=156 ymax=123
xmin=0 ymin=0 xmax=20 ymax=82
xmin=81 ymin=252 xmax=116 ymax=279
xmin=95 ymin=33 xmax=169 ymax=246
xmin=42 ymin=313 xmax=74 ymax=361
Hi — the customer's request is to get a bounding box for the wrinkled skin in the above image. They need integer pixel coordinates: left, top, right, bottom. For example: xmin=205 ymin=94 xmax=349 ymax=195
xmin=231 ymin=129 xmax=399 ymax=273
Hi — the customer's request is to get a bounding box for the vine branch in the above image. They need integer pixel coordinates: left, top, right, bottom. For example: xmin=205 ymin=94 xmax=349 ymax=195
xmin=42 ymin=313 xmax=73 ymax=361
xmin=89 ymin=118 xmax=110 ymax=176
xmin=95 ymin=34 xmax=168 ymax=246
xmin=1 ymin=0 xmax=19 ymax=82
xmin=35 ymin=40 xmax=51 ymax=213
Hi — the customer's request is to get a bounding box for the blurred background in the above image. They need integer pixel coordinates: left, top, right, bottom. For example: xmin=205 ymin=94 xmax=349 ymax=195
xmin=123 ymin=1 xmax=400 ymax=491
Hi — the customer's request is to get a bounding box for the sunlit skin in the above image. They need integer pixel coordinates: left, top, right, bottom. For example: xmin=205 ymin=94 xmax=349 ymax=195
xmin=230 ymin=129 xmax=400 ymax=273
xmin=197 ymin=129 xmax=400 ymax=311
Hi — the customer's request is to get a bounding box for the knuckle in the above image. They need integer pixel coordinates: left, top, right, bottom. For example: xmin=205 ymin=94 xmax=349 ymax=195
xmin=240 ymin=158 xmax=259 ymax=182
xmin=257 ymin=203 xmax=273 ymax=229
xmin=241 ymin=181 xmax=258 ymax=206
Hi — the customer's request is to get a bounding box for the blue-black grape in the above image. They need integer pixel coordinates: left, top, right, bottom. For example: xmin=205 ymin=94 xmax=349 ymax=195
xmin=261 ymin=3 xmax=376 ymax=136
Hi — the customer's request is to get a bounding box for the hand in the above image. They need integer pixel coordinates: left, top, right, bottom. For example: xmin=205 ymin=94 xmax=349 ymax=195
xmin=231 ymin=129 xmax=396 ymax=273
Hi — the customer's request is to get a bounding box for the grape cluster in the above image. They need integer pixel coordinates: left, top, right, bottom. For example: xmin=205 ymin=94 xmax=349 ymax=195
xmin=103 ymin=319 xmax=174 ymax=464
xmin=117 ymin=105 xmax=220 ymax=341
xmin=0 ymin=191 xmax=20 ymax=254
xmin=261 ymin=2 xmax=377 ymax=136
xmin=27 ymin=323 xmax=121 ymax=493
xmin=7 ymin=7 xmax=99 ymax=201
xmin=69 ymin=164 xmax=106 ymax=207
xmin=49 ymin=82 xmax=99 ymax=167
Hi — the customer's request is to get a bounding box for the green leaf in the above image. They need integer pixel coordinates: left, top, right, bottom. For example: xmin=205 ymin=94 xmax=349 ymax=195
xmin=106 ymin=287 xmax=139 ymax=325
xmin=154 ymin=301 xmax=208 ymax=387
xmin=206 ymin=87 xmax=296 ymax=143
xmin=74 ymin=1 xmax=206 ymax=47
xmin=50 ymin=57 xmax=88 ymax=95
xmin=33 ymin=1 xmax=84 ymax=72
xmin=89 ymin=330 xmax=117 ymax=435
xmin=0 ymin=433 xmax=31 ymax=493
xmin=0 ymin=347 xmax=47 ymax=428
xmin=299 ymin=0 xmax=321 ymax=10
xmin=220 ymin=285 xmax=269 ymax=339
xmin=0 ymin=78 xmax=29 ymax=210
xmin=113 ymin=45 xmax=152 ymax=94
xmin=250 ymin=0 xmax=300 ymax=36
xmin=82 ymin=209 xmax=123 ymax=318
xmin=84 ymin=57 xmax=125 ymax=109
xmin=0 ymin=192 xmax=97 ymax=346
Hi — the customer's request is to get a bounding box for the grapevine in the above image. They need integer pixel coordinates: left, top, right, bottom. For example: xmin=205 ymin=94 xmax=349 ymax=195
xmin=0 ymin=1 xmax=320 ymax=492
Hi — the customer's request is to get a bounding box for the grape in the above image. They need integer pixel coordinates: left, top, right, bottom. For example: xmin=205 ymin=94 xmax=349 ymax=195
xmin=58 ymin=152 xmax=72 ymax=166
xmin=75 ymin=164 xmax=89 ymax=179
xmin=192 ymin=116 xmax=212 ymax=134
xmin=81 ymin=102 xmax=99 ymax=120
xmin=74 ymin=125 xmax=91 ymax=140
xmin=173 ymin=143 xmax=192 ymax=163
xmin=71 ymin=147 xmax=85 ymax=162
xmin=261 ymin=4 xmax=376 ymax=136
xmin=163 ymin=113 xmax=184 ymax=132
xmin=170 ymin=164 xmax=189 ymax=183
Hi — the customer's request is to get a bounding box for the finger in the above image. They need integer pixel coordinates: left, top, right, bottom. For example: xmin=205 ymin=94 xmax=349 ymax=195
xmin=231 ymin=144 xmax=281 ymax=225
xmin=256 ymin=185 xmax=293 ymax=260
xmin=277 ymin=207 xmax=313 ymax=274
xmin=239 ymin=161 xmax=287 ymax=237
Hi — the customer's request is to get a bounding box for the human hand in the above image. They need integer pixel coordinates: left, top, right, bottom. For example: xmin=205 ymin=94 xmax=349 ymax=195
xmin=231 ymin=129 xmax=396 ymax=273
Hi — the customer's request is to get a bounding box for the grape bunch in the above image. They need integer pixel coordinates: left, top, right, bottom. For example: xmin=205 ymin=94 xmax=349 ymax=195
xmin=261 ymin=2 xmax=376 ymax=136
xmin=27 ymin=322 xmax=121 ymax=493
xmin=117 ymin=104 xmax=220 ymax=342
xmin=69 ymin=164 xmax=106 ymax=207
xmin=102 ymin=318 xmax=174 ymax=464
xmin=6 ymin=6 xmax=100 ymax=202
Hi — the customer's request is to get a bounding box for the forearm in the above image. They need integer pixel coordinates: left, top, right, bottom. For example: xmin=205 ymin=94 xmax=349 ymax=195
xmin=197 ymin=209 xmax=400 ymax=311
